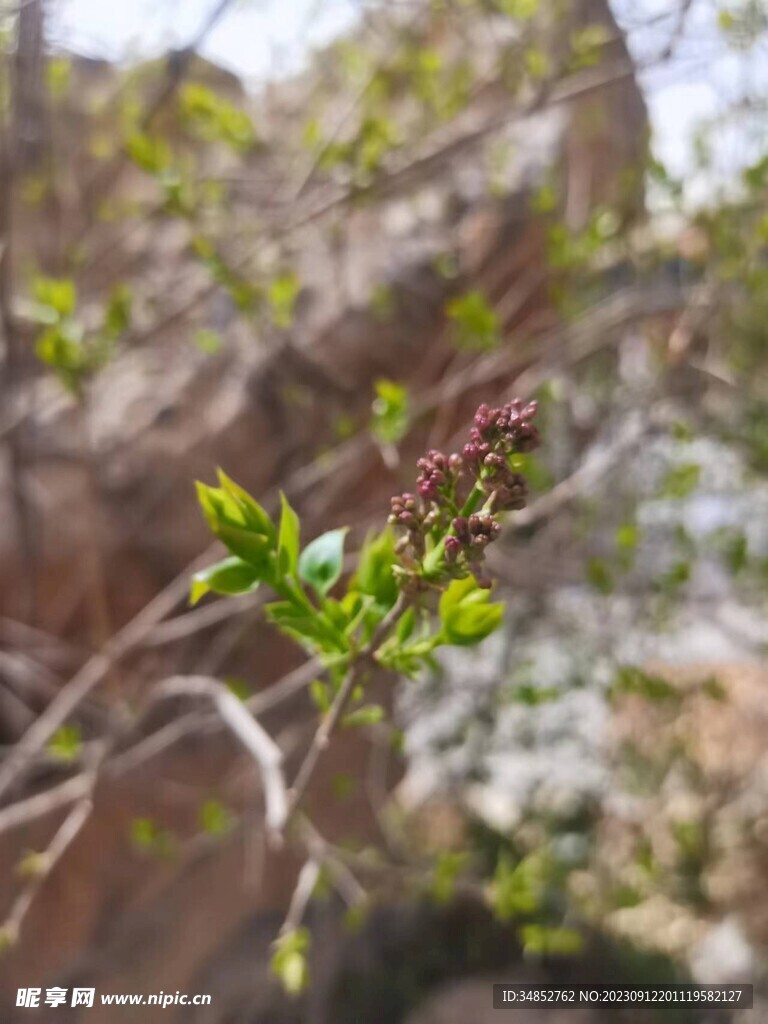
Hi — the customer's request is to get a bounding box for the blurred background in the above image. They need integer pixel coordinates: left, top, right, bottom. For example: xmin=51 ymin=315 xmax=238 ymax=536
xmin=1 ymin=0 xmax=768 ymax=1020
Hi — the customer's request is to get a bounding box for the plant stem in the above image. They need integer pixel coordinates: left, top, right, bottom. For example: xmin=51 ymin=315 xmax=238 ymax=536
xmin=423 ymin=481 xmax=485 ymax=577
xmin=283 ymin=592 xmax=408 ymax=827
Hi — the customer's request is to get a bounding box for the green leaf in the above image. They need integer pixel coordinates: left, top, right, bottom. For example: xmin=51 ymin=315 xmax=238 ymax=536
xmin=266 ymin=601 xmax=349 ymax=655
xmin=660 ymin=463 xmax=700 ymax=499
xmin=612 ymin=665 xmax=679 ymax=703
xmin=269 ymin=272 xmax=301 ymax=329
xmin=218 ymin=527 xmax=273 ymax=570
xmin=497 ymin=0 xmax=540 ymax=17
xmin=47 ymin=724 xmax=82 ymax=762
xmin=130 ymin=817 xmax=158 ymax=850
xmin=33 ymin=276 xmax=76 ymax=318
xmin=330 ymin=773 xmax=355 ymax=800
xmin=505 ymin=684 xmax=560 ymax=706
xmin=35 ymin=324 xmax=89 ymax=392
xmin=190 ymin=556 xmax=261 ymax=605
xmin=445 ymin=291 xmax=499 ymax=351
xmin=129 ymin=818 xmax=176 ymax=860
xmin=520 ymin=925 xmax=583 ymax=956
xmin=396 ymin=606 xmax=416 ymax=644
xmin=615 ymin=522 xmax=640 ymax=551
xmin=371 ymin=378 xmax=410 ymax=445
xmin=216 ymin=470 xmax=275 ymax=541
xmin=104 ymin=284 xmax=132 ymax=337
xmin=271 ymin=928 xmax=310 ymax=996
xmin=586 ymin=557 xmax=613 ymax=594
xmin=310 ymin=680 xmax=331 ymax=712
xmin=431 ymin=851 xmax=468 ymax=905
xmin=47 ymin=56 xmax=72 ymax=100
xmin=199 ymin=799 xmax=234 ymax=837
xmin=352 ymin=528 xmax=398 ymax=608
xmin=180 ymin=83 xmax=256 ymax=152
xmin=438 ymin=576 xmax=504 ymax=646
xmin=342 ymin=704 xmax=384 ymax=729
xmin=193 ymin=328 xmax=222 ymax=354
xmin=491 ymin=851 xmax=550 ymax=921
xmin=658 ymin=559 xmax=690 ymax=592
xmin=278 ymin=492 xmax=301 ymax=576
xmin=195 ymin=474 xmax=276 ymax=568
xmin=126 ymin=132 xmax=171 ymax=174
xmin=299 ymin=528 xmax=348 ymax=597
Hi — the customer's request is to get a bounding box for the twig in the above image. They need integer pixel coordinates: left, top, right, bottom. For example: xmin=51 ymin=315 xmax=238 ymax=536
xmin=0 ymin=280 xmax=688 ymax=806
xmin=156 ymin=676 xmax=289 ymax=834
xmin=278 ymin=816 xmax=366 ymax=939
xmin=508 ymin=409 xmax=659 ymax=531
xmin=0 ymin=543 xmax=220 ymax=803
xmin=0 ymin=795 xmax=93 ymax=946
xmin=279 ymin=857 xmax=321 ymax=938
xmin=284 ymin=593 xmax=407 ymax=826
xmin=297 ymin=816 xmax=366 ymax=908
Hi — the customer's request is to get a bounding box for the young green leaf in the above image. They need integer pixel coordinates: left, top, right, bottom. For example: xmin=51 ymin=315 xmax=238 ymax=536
xmin=190 ymin=556 xmax=261 ymax=605
xmin=266 ymin=601 xmax=349 ymax=655
xmin=195 ymin=476 xmax=276 ymax=569
xmin=371 ymin=378 xmax=410 ymax=445
xmin=342 ymin=704 xmax=385 ymax=729
xmin=298 ymin=528 xmax=348 ymax=597
xmin=310 ymin=680 xmax=331 ymax=712
xmin=352 ymin=527 xmax=398 ymax=608
xmin=202 ymin=515 xmax=274 ymax=570
xmin=438 ymin=576 xmax=504 ymax=646
xmin=278 ymin=492 xmax=301 ymax=576
xmin=216 ymin=470 xmax=275 ymax=541
xmin=446 ymin=291 xmax=499 ymax=350
xmin=47 ymin=724 xmax=82 ymax=762
xmin=199 ymin=798 xmax=234 ymax=837
xmin=271 ymin=928 xmax=310 ymax=996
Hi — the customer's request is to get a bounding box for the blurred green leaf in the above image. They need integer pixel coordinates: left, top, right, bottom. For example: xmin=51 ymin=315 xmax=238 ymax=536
xmin=193 ymin=328 xmax=222 ymax=353
xmin=612 ymin=665 xmax=678 ymax=703
xmin=520 ymin=924 xmax=583 ymax=956
xmin=199 ymin=798 xmax=234 ymax=837
xmin=271 ymin=928 xmax=310 ymax=996
xmin=126 ymin=132 xmax=171 ymax=174
xmin=47 ymin=724 xmax=82 ymax=763
xmin=439 ymin=576 xmax=504 ymax=646
xmin=342 ymin=704 xmax=384 ymax=729
xmin=371 ymin=378 xmax=410 ymax=445
xmin=660 ymin=463 xmax=700 ymax=499
xmin=269 ymin=272 xmax=301 ymax=329
xmin=586 ymin=557 xmax=613 ymax=594
xmin=446 ymin=291 xmax=499 ymax=350
xmin=431 ymin=851 xmax=468 ymax=905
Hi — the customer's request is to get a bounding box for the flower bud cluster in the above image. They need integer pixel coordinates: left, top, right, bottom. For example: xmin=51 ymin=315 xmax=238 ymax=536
xmin=388 ymin=398 xmax=540 ymax=587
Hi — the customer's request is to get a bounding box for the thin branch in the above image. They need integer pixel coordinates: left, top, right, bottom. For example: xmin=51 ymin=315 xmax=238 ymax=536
xmin=279 ymin=857 xmax=321 ymax=938
xmin=0 ymin=543 xmax=220 ymax=803
xmin=0 ymin=795 xmax=93 ymax=946
xmin=278 ymin=816 xmax=366 ymax=939
xmin=157 ymin=676 xmax=289 ymax=834
xmin=284 ymin=593 xmax=407 ymax=826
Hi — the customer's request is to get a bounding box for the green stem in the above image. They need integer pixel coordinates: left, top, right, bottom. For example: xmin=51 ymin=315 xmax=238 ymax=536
xmin=423 ymin=481 xmax=485 ymax=577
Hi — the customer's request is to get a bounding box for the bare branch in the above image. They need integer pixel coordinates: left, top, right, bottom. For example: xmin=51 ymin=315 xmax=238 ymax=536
xmin=284 ymin=593 xmax=408 ymax=826
xmin=0 ymin=543 xmax=219 ymax=803
xmin=157 ymin=676 xmax=289 ymax=834
xmin=279 ymin=857 xmax=321 ymax=938
xmin=0 ymin=795 xmax=93 ymax=947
